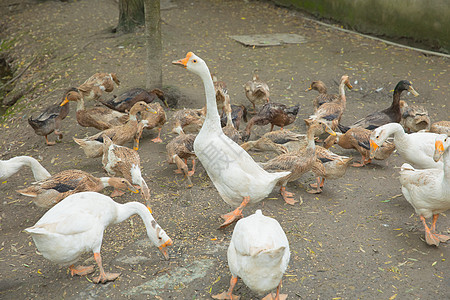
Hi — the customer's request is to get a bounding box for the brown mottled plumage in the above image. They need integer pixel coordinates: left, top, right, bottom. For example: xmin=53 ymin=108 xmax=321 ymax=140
xmin=399 ymin=100 xmax=430 ymax=133
xmin=430 ymin=120 xmax=450 ymax=135
xmin=309 ymin=146 xmax=353 ymax=194
xmin=170 ymin=107 xmax=206 ymax=135
xmin=308 ymin=75 xmax=352 ymax=131
xmin=220 ymin=104 xmax=247 ymax=130
xmin=212 ymin=74 xmax=228 ymax=114
xmin=242 ymin=102 xmax=300 ymax=142
xmin=324 ymin=127 xmax=395 ymax=167
xmin=262 ymin=120 xmax=333 ymax=204
xmin=61 ymin=88 xmax=128 ymax=130
xmin=166 ymin=133 xmax=196 ymax=187
xmin=102 ymin=136 xmax=150 ymax=204
xmin=73 ymin=101 xmax=154 ymax=157
xmin=244 ymin=72 xmax=270 ymax=113
xmin=134 ymin=102 xmax=167 ymax=149
xmin=83 ymin=72 xmax=120 ymax=93
xmin=241 ymin=130 xmax=307 ymax=155
xmin=306 ymin=80 xmax=340 ymax=112
xmin=16 ymin=169 xmax=137 ymax=208
xmin=28 ymin=92 xmax=70 ymax=145
xmin=101 ymin=88 xmax=166 ymax=112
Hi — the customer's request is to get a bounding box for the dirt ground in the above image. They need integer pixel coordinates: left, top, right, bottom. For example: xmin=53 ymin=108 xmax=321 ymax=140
xmin=0 ymin=0 xmax=449 ymax=299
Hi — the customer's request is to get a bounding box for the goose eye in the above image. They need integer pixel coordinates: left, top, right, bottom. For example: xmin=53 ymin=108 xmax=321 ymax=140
xmin=192 ymin=59 xmax=197 ymax=63
xmin=158 ymin=236 xmax=162 ymax=240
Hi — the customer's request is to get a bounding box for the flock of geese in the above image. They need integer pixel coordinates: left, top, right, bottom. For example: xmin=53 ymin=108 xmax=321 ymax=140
xmin=1 ymin=51 xmax=449 ymax=298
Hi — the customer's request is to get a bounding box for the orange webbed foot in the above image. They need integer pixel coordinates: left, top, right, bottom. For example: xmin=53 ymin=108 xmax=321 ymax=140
xmin=173 ymin=169 xmax=183 ymax=174
xmin=425 ymin=231 xmax=441 ymax=246
xmin=69 ymin=265 xmax=95 ymax=276
xmin=151 ymin=137 xmax=163 ymax=143
xmin=212 ymin=291 xmax=240 ymax=299
xmin=262 ymin=294 xmax=288 ymax=300
xmin=220 ymin=211 xmax=244 ymax=228
xmin=93 ymin=272 xmax=121 ymax=284
xmin=280 ymin=187 xmax=297 ymax=205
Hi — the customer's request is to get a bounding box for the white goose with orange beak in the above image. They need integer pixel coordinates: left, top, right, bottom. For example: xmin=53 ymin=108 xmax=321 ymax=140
xmin=399 ymin=134 xmax=450 ymax=246
xmin=173 ymin=52 xmax=290 ymax=228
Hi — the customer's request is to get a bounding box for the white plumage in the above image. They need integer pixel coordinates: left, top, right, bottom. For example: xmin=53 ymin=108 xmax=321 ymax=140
xmin=0 ymin=156 xmax=51 ymax=181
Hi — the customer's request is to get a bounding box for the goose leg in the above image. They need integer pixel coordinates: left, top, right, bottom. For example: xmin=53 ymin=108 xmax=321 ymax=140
xmin=280 ymin=186 xmax=297 ymax=205
xmin=420 ymin=215 xmax=441 ymax=246
xmin=352 ymin=155 xmax=371 ymax=167
xmin=151 ymin=127 xmax=163 ymax=143
xmin=45 ymin=135 xmax=55 ymax=146
xmin=308 ymin=177 xmax=324 ymax=194
xmin=262 ymin=280 xmax=287 ymax=300
xmin=173 ymin=155 xmax=193 ymax=187
xmin=430 ymin=214 xmax=450 ymax=243
xmin=188 ymin=159 xmax=196 ymax=176
xmin=212 ymin=276 xmax=240 ymax=300
xmin=220 ymin=196 xmax=250 ymax=228
xmin=69 ymin=264 xmax=95 ymax=276
xmin=92 ymin=252 xmax=121 ymax=284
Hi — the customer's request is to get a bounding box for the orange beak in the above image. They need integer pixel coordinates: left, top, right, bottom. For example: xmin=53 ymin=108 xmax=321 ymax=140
xmin=345 ymin=81 xmax=353 ymax=89
xmin=172 ymin=52 xmax=193 ymax=68
xmin=369 ymin=139 xmax=379 ymax=159
xmin=158 ymin=238 xmax=173 ymax=260
xmin=305 ymin=86 xmax=312 ymax=92
xmin=60 ymin=97 xmax=69 ymax=106
xmin=433 ymin=140 xmax=444 ymax=162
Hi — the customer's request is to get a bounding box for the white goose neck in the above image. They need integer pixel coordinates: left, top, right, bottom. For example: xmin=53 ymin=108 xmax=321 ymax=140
xmin=197 ymin=63 xmax=222 ymax=132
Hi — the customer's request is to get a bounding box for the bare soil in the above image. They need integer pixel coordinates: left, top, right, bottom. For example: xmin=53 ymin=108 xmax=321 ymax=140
xmin=0 ymin=0 xmax=449 ymax=299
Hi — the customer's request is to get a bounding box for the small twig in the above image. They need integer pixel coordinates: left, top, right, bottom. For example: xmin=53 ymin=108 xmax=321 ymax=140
xmin=0 ymin=56 xmax=37 ymax=91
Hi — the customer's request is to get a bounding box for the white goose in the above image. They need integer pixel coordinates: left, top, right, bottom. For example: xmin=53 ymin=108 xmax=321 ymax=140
xmin=25 ymin=192 xmax=172 ymax=283
xmin=213 ymin=210 xmax=290 ymax=300
xmin=173 ymin=52 xmax=290 ymax=227
xmin=0 ymin=156 xmax=51 ymax=181
xmin=399 ymin=134 xmax=450 ymax=246
xmin=370 ymin=122 xmax=443 ymax=169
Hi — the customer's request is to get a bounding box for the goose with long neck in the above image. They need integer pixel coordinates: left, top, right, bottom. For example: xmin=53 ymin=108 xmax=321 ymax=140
xmin=25 ymin=192 xmax=172 ymax=283
xmin=399 ymin=135 xmax=450 ymax=246
xmin=0 ymin=156 xmax=51 ymax=181
xmin=173 ymin=52 xmax=290 ymax=228
xmin=369 ymin=122 xmax=443 ymax=169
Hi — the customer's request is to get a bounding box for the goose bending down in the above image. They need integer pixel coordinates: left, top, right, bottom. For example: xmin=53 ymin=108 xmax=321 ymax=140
xmin=213 ymin=210 xmax=290 ymax=300
xmin=60 ymin=88 xmax=128 ymax=130
xmin=134 ymin=102 xmax=167 ymax=149
xmin=369 ymin=123 xmax=443 ymax=169
xmin=306 ymin=80 xmax=340 ymax=111
xmin=73 ymin=101 xmax=155 ymax=157
xmin=25 ymin=192 xmax=172 ymax=283
xmin=242 ymin=102 xmax=300 ymax=142
xmin=310 ymin=146 xmax=353 ymax=194
xmin=83 ymin=72 xmax=120 ymax=93
xmin=261 ymin=120 xmax=334 ymax=203
xmin=0 ymin=156 xmax=51 ymax=181
xmin=173 ymin=52 xmax=290 ymax=228
xmin=170 ymin=107 xmax=206 ymax=135
xmin=399 ymin=134 xmax=450 ymax=246
xmin=338 ymin=80 xmax=419 ymax=133
xmin=102 ymin=136 xmax=151 ymax=205
xmin=324 ymin=127 xmax=395 ymax=167
xmin=16 ymin=169 xmax=138 ymax=208
xmin=241 ymin=130 xmax=307 ymax=155
xmin=308 ymin=75 xmax=352 ymax=131
xmin=101 ymin=88 xmax=166 ymax=112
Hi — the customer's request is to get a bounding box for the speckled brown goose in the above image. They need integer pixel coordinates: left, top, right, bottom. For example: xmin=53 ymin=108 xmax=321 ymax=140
xmin=16 ymin=169 xmax=137 ymax=208
xmin=306 ymin=80 xmax=340 ymax=112
xmin=241 ymin=129 xmax=307 ymax=155
xmin=308 ymin=75 xmax=352 ymax=131
xmin=166 ymin=133 xmax=196 ymax=187
xmin=73 ymin=101 xmax=154 ymax=157
xmin=170 ymin=107 xmax=206 ymax=135
xmin=309 ymin=146 xmax=353 ymax=194
xmin=324 ymin=127 xmax=395 ymax=167
xmin=101 ymin=88 xmax=166 ymax=112
xmin=262 ymin=120 xmax=335 ymax=204
xmin=61 ymin=88 xmax=128 ymax=130
xmin=83 ymin=72 xmax=120 ymax=93
xmin=430 ymin=121 xmax=450 ymax=135
xmin=244 ymin=72 xmax=270 ymax=113
xmin=399 ymin=100 xmax=430 ymax=133
xmin=102 ymin=136 xmax=151 ymax=205
xmin=134 ymin=102 xmax=167 ymax=149
xmin=242 ymin=102 xmax=300 ymax=142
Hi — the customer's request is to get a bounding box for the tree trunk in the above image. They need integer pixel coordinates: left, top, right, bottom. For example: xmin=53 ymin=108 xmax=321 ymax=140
xmin=116 ymin=0 xmax=145 ymax=33
xmin=144 ymin=0 xmax=162 ymax=89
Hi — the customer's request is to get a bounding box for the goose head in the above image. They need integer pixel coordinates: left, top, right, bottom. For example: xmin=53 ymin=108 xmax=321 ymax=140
xmin=434 ymin=134 xmax=449 ymax=162
xmin=340 ymin=75 xmax=353 ymax=90
xmin=147 ymin=218 xmax=173 ymax=260
xmin=172 ymin=52 xmax=207 ymax=76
